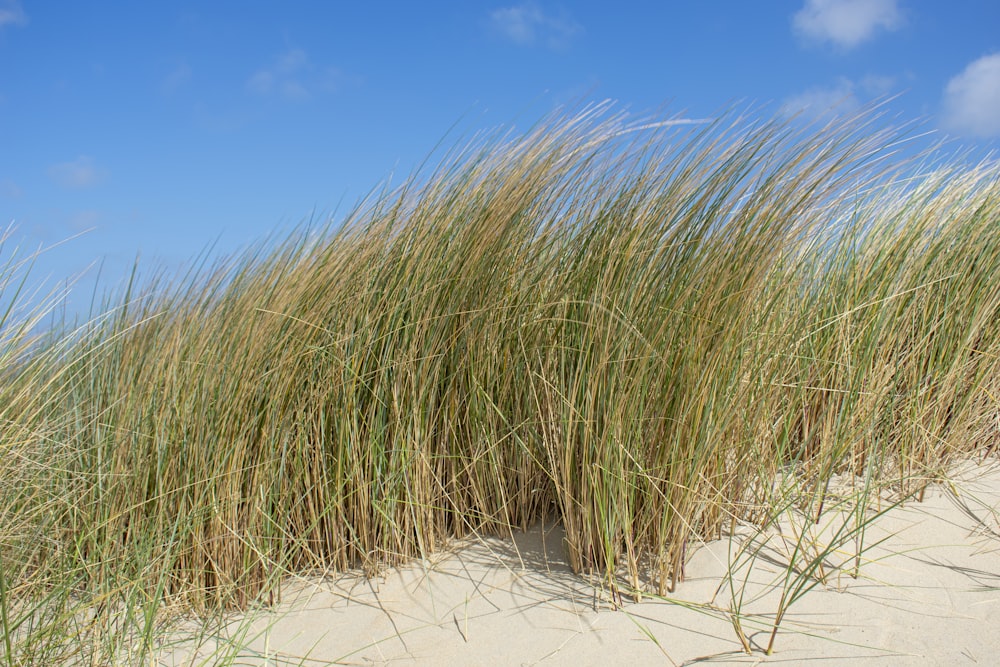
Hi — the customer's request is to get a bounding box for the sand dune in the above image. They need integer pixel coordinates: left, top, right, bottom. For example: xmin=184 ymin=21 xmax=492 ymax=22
xmin=161 ymin=463 xmax=1000 ymax=666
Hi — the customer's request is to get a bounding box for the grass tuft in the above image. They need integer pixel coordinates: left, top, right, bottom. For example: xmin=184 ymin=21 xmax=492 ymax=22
xmin=2 ymin=103 xmax=999 ymax=662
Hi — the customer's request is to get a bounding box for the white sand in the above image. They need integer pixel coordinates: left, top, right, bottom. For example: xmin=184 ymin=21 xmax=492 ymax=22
xmin=160 ymin=463 xmax=1000 ymax=665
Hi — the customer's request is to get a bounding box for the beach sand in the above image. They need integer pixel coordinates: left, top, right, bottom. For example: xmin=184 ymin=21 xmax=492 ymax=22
xmin=160 ymin=463 xmax=1000 ymax=665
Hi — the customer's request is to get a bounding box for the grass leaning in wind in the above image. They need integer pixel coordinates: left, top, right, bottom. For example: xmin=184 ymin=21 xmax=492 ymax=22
xmin=1 ymin=102 xmax=999 ymax=663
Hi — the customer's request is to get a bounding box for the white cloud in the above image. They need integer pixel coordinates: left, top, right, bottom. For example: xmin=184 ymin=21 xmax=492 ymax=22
xmin=793 ymin=0 xmax=902 ymax=50
xmin=48 ymin=156 xmax=107 ymax=189
xmin=490 ymin=2 xmax=582 ymax=50
xmin=0 ymin=0 xmax=27 ymax=29
xmin=942 ymin=53 xmax=1000 ymax=138
xmin=247 ymin=48 xmax=341 ymax=100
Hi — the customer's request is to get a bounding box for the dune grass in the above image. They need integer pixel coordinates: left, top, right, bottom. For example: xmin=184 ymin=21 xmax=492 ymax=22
xmin=1 ymin=102 xmax=999 ymax=663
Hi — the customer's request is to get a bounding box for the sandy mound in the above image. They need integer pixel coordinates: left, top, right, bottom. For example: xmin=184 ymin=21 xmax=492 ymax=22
xmin=159 ymin=464 xmax=1000 ymax=666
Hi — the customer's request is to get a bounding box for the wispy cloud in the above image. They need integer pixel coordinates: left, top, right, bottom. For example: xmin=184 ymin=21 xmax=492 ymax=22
xmin=857 ymin=73 xmax=897 ymax=98
xmin=0 ymin=0 xmax=27 ymax=29
xmin=247 ymin=48 xmax=342 ymax=101
xmin=48 ymin=156 xmax=108 ymax=189
xmin=793 ymin=0 xmax=902 ymax=50
xmin=781 ymin=79 xmax=860 ymax=120
xmin=780 ymin=75 xmax=894 ymax=121
xmin=490 ymin=2 xmax=582 ymax=50
xmin=160 ymin=62 xmax=192 ymax=95
xmin=0 ymin=179 xmax=22 ymax=198
xmin=942 ymin=53 xmax=1000 ymax=138
xmin=67 ymin=209 xmax=102 ymax=231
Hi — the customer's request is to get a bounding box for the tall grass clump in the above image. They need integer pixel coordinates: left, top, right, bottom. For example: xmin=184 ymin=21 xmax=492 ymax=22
xmin=2 ymin=102 xmax=999 ymax=662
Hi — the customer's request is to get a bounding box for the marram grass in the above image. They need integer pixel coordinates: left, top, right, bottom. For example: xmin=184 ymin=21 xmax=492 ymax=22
xmin=1 ymin=103 xmax=999 ymax=663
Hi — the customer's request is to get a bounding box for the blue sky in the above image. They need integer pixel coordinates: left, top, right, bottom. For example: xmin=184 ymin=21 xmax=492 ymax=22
xmin=1 ymin=1 xmax=999 ymax=322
